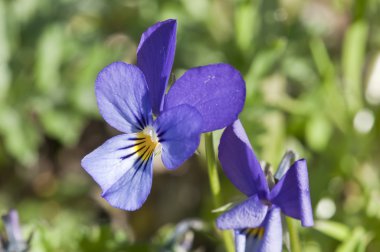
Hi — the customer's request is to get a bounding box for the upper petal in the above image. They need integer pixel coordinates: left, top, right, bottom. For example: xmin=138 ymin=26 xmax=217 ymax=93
xmin=218 ymin=120 xmax=269 ymax=198
xmin=96 ymin=62 xmax=152 ymax=133
xmin=154 ymin=104 xmax=202 ymax=170
xmin=216 ymin=195 xmax=268 ymax=230
xmin=243 ymin=207 xmax=283 ymax=252
xmin=137 ymin=19 xmax=177 ymax=115
xmin=165 ymin=63 xmax=246 ymax=133
xmin=270 ymin=159 xmax=314 ymax=227
xmin=81 ymin=133 xmax=156 ymax=211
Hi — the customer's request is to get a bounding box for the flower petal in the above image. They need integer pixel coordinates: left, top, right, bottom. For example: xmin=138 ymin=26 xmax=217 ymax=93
xmin=2 ymin=210 xmax=23 ymax=242
xmin=102 ymin=157 xmax=153 ymax=211
xmin=96 ymin=62 xmax=152 ymax=133
xmin=81 ymin=133 xmax=156 ymax=211
xmin=137 ymin=19 xmax=177 ymax=115
xmin=165 ymin=63 xmax=246 ymax=133
xmin=216 ymin=195 xmax=268 ymax=230
xmin=154 ymin=104 xmax=202 ymax=170
xmin=270 ymin=159 xmax=314 ymax=227
xmin=244 ymin=207 xmax=283 ymax=252
xmin=234 ymin=230 xmax=247 ymax=252
xmin=218 ymin=120 xmax=269 ymax=198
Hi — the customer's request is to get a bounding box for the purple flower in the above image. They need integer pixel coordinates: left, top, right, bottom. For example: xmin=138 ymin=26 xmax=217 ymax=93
xmin=1 ymin=210 xmax=29 ymax=252
xmin=81 ymin=19 xmax=246 ymax=211
xmin=216 ymin=120 xmax=313 ymax=251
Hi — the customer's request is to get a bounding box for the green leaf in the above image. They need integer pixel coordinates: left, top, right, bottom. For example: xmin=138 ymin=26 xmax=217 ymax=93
xmin=245 ymin=39 xmax=287 ymax=96
xmin=0 ymin=0 xmax=11 ymax=103
xmin=235 ymin=2 xmax=258 ymax=53
xmin=0 ymin=107 xmax=40 ymax=166
xmin=211 ymin=202 xmax=234 ymax=213
xmin=305 ymin=113 xmax=332 ymax=151
xmin=336 ymin=227 xmax=372 ymax=252
xmin=342 ymin=21 xmax=368 ymax=113
xmin=36 ymin=25 xmax=64 ymax=94
xmin=40 ymin=109 xmax=84 ymax=146
xmin=314 ymin=220 xmax=350 ymax=241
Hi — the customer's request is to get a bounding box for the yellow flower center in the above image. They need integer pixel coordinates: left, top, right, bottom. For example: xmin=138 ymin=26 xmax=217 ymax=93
xmin=244 ymin=227 xmax=265 ymax=239
xmin=134 ymin=127 xmax=159 ymax=161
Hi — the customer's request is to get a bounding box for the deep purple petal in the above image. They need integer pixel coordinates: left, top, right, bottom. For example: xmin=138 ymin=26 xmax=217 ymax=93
xmin=81 ymin=133 xmax=155 ymax=211
xmin=137 ymin=19 xmax=177 ymax=115
xmin=95 ymin=62 xmax=152 ymax=133
xmin=244 ymin=207 xmax=282 ymax=252
xmin=218 ymin=120 xmax=269 ymax=198
xmin=165 ymin=64 xmax=246 ymax=133
xmin=270 ymin=159 xmax=314 ymax=227
xmin=216 ymin=195 xmax=268 ymax=230
xmin=154 ymin=104 xmax=202 ymax=170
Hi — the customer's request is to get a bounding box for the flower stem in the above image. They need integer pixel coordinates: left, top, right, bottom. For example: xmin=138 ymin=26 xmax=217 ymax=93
xmin=204 ymin=132 xmax=221 ymax=206
xmin=286 ymin=217 xmax=302 ymax=252
xmin=204 ymin=132 xmax=234 ymax=252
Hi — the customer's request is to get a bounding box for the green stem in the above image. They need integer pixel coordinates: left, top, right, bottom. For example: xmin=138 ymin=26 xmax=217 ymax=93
xmin=205 ymin=133 xmax=221 ymax=206
xmin=286 ymin=217 xmax=302 ymax=252
xmin=204 ymin=132 xmax=234 ymax=252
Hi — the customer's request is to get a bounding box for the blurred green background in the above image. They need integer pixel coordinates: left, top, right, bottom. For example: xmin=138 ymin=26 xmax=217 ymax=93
xmin=0 ymin=0 xmax=380 ymax=251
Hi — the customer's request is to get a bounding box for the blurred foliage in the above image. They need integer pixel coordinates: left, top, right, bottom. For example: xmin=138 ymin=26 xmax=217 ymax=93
xmin=1 ymin=0 xmax=380 ymax=251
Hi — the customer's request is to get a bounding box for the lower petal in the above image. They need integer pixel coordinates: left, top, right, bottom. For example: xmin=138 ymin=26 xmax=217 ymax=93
xmin=244 ymin=207 xmax=283 ymax=252
xmin=102 ymin=156 xmax=153 ymax=211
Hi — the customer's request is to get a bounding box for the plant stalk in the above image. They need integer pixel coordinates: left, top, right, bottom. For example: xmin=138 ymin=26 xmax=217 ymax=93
xmin=204 ymin=132 xmax=234 ymax=252
xmin=286 ymin=216 xmax=302 ymax=252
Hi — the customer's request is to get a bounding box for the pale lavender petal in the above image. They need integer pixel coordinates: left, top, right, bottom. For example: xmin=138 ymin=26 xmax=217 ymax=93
xmin=154 ymin=105 xmax=202 ymax=170
xmin=245 ymin=207 xmax=283 ymax=252
xmin=234 ymin=230 xmax=247 ymax=252
xmin=270 ymin=159 xmax=314 ymax=227
xmin=165 ymin=64 xmax=246 ymax=132
xmin=218 ymin=120 xmax=269 ymax=198
xmin=102 ymin=156 xmax=153 ymax=211
xmin=216 ymin=195 xmax=268 ymax=230
xmin=96 ymin=62 xmax=152 ymax=133
xmin=137 ymin=19 xmax=177 ymax=115
xmin=2 ymin=210 xmax=22 ymax=242
xmin=81 ymin=133 xmax=155 ymax=211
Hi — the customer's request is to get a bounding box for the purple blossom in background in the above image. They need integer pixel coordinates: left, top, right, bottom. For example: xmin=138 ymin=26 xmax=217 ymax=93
xmin=1 ymin=210 xmax=29 ymax=252
xmin=216 ymin=120 xmax=313 ymax=252
xmin=81 ymin=19 xmax=246 ymax=211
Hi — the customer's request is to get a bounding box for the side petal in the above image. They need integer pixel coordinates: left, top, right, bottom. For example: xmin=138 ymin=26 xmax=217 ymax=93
xmin=81 ymin=133 xmax=155 ymax=211
xmin=218 ymin=120 xmax=269 ymax=198
xmin=96 ymin=62 xmax=152 ymax=133
xmin=137 ymin=19 xmax=177 ymax=115
xmin=154 ymin=104 xmax=202 ymax=170
xmin=216 ymin=195 xmax=268 ymax=230
xmin=165 ymin=63 xmax=246 ymax=133
xmin=244 ymin=207 xmax=283 ymax=252
xmin=270 ymin=159 xmax=314 ymax=227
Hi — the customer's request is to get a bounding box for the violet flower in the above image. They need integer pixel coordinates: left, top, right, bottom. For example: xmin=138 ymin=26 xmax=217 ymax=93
xmin=216 ymin=120 xmax=313 ymax=251
xmin=1 ymin=210 xmax=29 ymax=252
xmin=81 ymin=19 xmax=246 ymax=211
